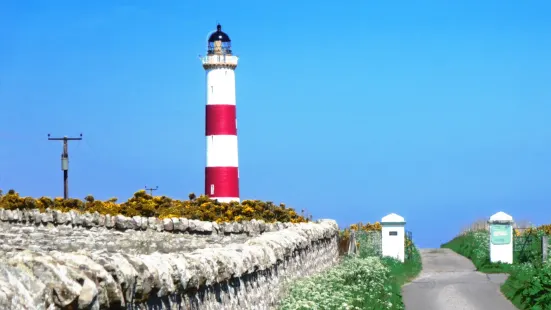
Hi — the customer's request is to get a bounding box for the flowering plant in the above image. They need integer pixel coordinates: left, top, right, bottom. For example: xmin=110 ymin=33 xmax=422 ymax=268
xmin=0 ymin=189 xmax=308 ymax=223
xmin=279 ymin=257 xmax=396 ymax=310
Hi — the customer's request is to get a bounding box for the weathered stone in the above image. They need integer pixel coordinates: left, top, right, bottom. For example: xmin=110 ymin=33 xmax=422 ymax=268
xmin=218 ymin=222 xmax=228 ymax=233
xmin=171 ymin=218 xmax=181 ymax=232
xmin=105 ymin=215 xmax=115 ymax=228
xmin=163 ymin=218 xmax=173 ymax=231
xmin=222 ymin=222 xmax=237 ymax=234
xmin=20 ymin=226 xmax=35 ymax=234
xmin=40 ymin=211 xmax=53 ymax=224
xmin=139 ymin=216 xmax=148 ymax=230
xmin=211 ymin=221 xmax=220 ymax=234
xmin=69 ymin=210 xmax=81 ymax=226
xmin=258 ymin=219 xmax=266 ymax=233
xmin=12 ymin=210 xmax=21 ymax=222
xmin=82 ymin=212 xmax=95 ymax=227
xmin=243 ymin=220 xmax=261 ymax=235
xmin=114 ymin=215 xmax=125 ymax=229
xmin=175 ymin=218 xmax=188 ymax=232
xmin=5 ymin=210 xmax=13 ymax=221
xmin=54 ymin=210 xmax=68 ymax=224
xmin=132 ymin=216 xmax=142 ymax=230
xmin=50 ymin=251 xmax=123 ymax=307
xmin=196 ymin=221 xmax=213 ymax=233
xmin=147 ymin=217 xmax=156 ymax=230
xmin=22 ymin=209 xmax=32 ymax=222
xmin=115 ymin=215 xmax=134 ymax=230
xmin=31 ymin=209 xmax=41 ymax=224
xmin=92 ymin=212 xmax=101 ymax=225
xmin=0 ymin=209 xmax=6 ymax=221
xmin=7 ymin=251 xmax=83 ymax=307
xmin=98 ymin=214 xmax=106 ymax=226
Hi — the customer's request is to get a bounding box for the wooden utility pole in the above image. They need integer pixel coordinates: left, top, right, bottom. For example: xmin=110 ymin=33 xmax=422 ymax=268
xmin=48 ymin=133 xmax=83 ymax=199
xmin=145 ymin=185 xmax=158 ymax=196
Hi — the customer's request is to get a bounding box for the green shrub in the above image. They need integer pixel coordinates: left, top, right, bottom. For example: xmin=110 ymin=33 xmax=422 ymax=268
xmin=501 ymin=262 xmax=551 ymax=310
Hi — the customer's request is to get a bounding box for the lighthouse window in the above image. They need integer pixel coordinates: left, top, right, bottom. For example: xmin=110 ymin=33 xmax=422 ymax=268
xmin=211 ymin=86 xmax=214 ymax=94
xmin=210 ymin=184 xmax=215 ymax=195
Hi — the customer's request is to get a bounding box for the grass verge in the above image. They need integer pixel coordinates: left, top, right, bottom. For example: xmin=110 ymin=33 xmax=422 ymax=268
xmin=441 ymin=231 xmax=513 ymax=273
xmin=383 ymin=246 xmax=423 ymax=308
xmin=279 ymin=245 xmax=422 ymax=310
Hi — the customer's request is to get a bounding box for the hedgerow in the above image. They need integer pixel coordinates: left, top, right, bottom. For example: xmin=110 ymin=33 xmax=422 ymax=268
xmin=0 ymin=189 xmax=308 ymax=223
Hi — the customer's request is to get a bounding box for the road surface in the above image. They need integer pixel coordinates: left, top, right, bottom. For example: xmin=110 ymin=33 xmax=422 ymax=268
xmin=402 ymin=248 xmax=518 ymax=310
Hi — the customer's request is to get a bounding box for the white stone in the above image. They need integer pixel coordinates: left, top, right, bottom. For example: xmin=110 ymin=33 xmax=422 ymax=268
xmin=381 ymin=213 xmax=406 ymax=263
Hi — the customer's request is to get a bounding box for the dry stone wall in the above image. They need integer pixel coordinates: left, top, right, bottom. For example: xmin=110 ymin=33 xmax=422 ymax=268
xmin=0 ymin=208 xmax=288 ymax=255
xmin=0 ymin=208 xmax=339 ymax=310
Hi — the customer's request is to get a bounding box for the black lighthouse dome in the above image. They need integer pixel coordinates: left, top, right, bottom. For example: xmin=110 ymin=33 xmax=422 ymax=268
xmin=208 ymin=24 xmax=231 ymax=43
xmin=207 ymin=24 xmax=232 ymax=55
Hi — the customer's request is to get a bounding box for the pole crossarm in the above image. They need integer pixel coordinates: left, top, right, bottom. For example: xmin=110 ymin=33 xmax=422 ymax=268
xmin=145 ymin=185 xmax=159 ymax=196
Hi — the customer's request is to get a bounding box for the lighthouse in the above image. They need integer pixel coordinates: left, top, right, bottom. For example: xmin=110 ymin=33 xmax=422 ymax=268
xmin=201 ymin=24 xmax=240 ymax=203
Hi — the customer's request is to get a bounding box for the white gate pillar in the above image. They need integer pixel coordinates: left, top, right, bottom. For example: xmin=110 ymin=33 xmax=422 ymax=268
xmin=381 ymin=213 xmax=406 ymax=262
xmin=489 ymin=211 xmax=514 ymax=264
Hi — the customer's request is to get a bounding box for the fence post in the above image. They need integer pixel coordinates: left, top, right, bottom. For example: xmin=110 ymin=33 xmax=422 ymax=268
xmin=348 ymin=230 xmax=357 ymax=256
xmin=488 ymin=211 xmax=514 ymax=264
xmin=381 ymin=213 xmax=406 ymax=263
xmin=543 ymin=235 xmax=549 ymax=263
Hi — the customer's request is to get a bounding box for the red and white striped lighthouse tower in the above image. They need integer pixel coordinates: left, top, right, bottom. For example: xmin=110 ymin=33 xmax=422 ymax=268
xmin=201 ymin=24 xmax=240 ymax=203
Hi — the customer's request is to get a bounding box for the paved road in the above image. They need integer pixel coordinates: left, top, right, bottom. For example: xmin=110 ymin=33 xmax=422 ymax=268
xmin=402 ymin=248 xmax=518 ymax=310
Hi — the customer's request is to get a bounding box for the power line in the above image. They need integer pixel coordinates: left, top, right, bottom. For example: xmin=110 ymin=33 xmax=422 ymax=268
xmin=47 ymin=133 xmax=83 ymax=199
xmin=145 ymin=185 xmax=158 ymax=196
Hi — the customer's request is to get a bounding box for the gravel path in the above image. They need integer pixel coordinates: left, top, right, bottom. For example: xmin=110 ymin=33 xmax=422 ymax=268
xmin=402 ymin=248 xmax=518 ymax=310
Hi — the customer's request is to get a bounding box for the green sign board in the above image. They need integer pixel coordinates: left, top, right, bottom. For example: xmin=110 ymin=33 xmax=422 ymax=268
xmin=490 ymin=224 xmax=512 ymax=245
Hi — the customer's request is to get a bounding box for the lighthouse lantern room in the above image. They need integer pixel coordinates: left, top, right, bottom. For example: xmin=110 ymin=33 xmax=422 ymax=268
xmin=201 ymin=24 xmax=240 ymax=203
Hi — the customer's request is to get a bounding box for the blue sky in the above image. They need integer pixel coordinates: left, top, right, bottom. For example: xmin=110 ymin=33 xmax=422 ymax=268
xmin=1 ymin=0 xmax=550 ymax=247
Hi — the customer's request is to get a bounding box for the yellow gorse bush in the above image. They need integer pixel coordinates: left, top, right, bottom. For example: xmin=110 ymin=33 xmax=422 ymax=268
xmin=339 ymin=222 xmax=382 ymax=242
xmin=0 ymin=189 xmax=308 ymax=223
xmin=512 ymin=225 xmax=551 ymax=237
xmin=346 ymin=222 xmax=382 ymax=233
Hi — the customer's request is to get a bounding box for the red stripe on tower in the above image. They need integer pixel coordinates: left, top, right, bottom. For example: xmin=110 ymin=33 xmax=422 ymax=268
xmin=205 ymin=105 xmax=237 ymax=136
xmin=205 ymin=167 xmax=239 ymax=198
xmin=201 ymin=24 xmax=240 ymax=203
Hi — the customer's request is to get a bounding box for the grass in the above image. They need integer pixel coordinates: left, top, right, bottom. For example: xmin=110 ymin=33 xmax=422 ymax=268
xmin=382 ymin=247 xmax=423 ymax=309
xmin=385 ymin=247 xmax=422 ymax=285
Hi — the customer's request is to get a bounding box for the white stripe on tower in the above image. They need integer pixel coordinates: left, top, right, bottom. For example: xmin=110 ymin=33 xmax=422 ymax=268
xmin=201 ymin=23 xmax=240 ymax=203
